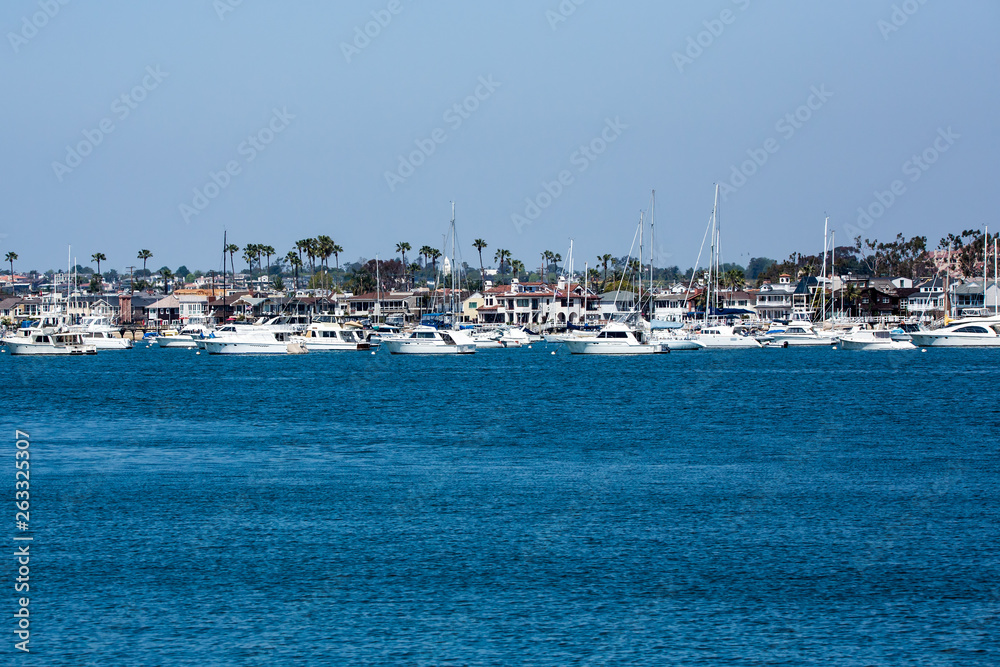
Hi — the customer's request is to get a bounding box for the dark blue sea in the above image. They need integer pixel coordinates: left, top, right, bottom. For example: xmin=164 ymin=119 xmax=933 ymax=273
xmin=4 ymin=344 xmax=999 ymax=665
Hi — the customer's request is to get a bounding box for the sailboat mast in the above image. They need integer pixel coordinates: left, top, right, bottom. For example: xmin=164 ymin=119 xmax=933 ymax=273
xmin=706 ymin=185 xmax=719 ymax=326
xmin=222 ymin=230 xmax=228 ymax=322
xmin=451 ymin=202 xmax=456 ymax=326
xmin=376 ymin=253 xmax=382 ymax=323
xmin=995 ymin=237 xmax=998 ymax=315
xmin=984 ymin=225 xmax=989 ymax=313
xmin=638 ymin=212 xmax=643 ymax=319
xmin=821 ymin=216 xmax=828 ymax=321
xmin=830 ymin=230 xmax=836 ymax=319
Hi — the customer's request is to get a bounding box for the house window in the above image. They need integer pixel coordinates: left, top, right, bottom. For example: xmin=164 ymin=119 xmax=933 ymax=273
xmin=516 ymin=299 xmax=529 ymax=308
xmin=468 ymin=301 xmax=478 ymax=309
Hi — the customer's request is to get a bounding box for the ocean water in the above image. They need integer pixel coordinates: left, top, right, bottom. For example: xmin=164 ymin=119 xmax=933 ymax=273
xmin=4 ymin=344 xmax=999 ymax=665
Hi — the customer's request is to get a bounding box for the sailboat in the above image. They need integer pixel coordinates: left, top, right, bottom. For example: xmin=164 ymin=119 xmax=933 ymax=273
xmin=692 ymin=185 xmax=760 ymax=349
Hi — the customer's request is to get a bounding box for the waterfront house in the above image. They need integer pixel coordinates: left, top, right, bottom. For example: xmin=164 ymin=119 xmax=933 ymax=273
xmin=147 ymin=295 xmax=180 ymax=326
xmin=906 ymin=277 xmax=945 ymax=320
xmin=953 ymin=281 xmax=1000 ymax=316
xmin=755 ymin=279 xmax=796 ymax=320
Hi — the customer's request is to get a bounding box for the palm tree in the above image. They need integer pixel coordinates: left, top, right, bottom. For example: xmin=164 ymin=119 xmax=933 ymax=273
xmin=843 ymin=283 xmax=862 ymax=316
xmin=225 ymin=244 xmax=239 ymax=283
xmin=160 ymin=267 xmax=173 ymax=293
xmin=261 ymin=245 xmax=275 ymax=277
xmin=418 ymin=245 xmax=433 ymax=269
xmin=331 ymin=244 xmax=343 ymax=272
xmin=541 ymin=250 xmax=553 ymax=280
xmin=599 ymin=254 xmax=613 ymax=285
xmin=242 ymin=247 xmax=256 ymax=280
xmin=285 ymin=251 xmax=301 ymax=290
xmin=244 ymin=244 xmax=259 ymax=277
xmin=494 ymin=248 xmax=511 ymax=279
xmin=137 ymin=249 xmax=153 ymax=276
xmin=724 ymin=268 xmax=745 ymax=292
xmin=5 ymin=251 xmax=17 ymax=291
xmin=91 ymin=252 xmax=106 ymax=279
xmin=472 ymin=238 xmax=488 ymax=286
xmin=396 ymin=241 xmax=411 ymax=288
xmin=316 ymin=235 xmax=334 ymax=275
xmin=428 ymin=248 xmax=442 ymax=272
xmin=511 ymin=259 xmax=525 ymax=280
xmin=295 ymin=239 xmax=310 ymax=272
xmin=304 ymin=238 xmax=318 ymax=279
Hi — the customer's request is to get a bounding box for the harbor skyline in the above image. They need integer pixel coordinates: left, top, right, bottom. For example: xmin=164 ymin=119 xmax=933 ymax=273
xmin=4 ymin=2 xmax=998 ymax=270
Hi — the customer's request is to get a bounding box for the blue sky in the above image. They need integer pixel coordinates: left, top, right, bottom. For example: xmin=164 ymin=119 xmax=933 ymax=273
xmin=3 ymin=1 xmax=997 ymax=274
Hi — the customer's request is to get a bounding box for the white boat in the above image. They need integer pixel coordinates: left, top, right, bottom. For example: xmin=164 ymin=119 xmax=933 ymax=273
xmin=155 ymin=322 xmax=213 ymax=349
xmin=472 ymin=329 xmax=505 ymax=349
xmin=70 ymin=315 xmax=133 ymax=350
xmin=5 ymin=324 xmax=97 ymax=355
xmin=839 ymin=329 xmax=918 ymax=350
xmin=381 ymin=326 xmax=476 ymax=354
xmin=475 ymin=326 xmax=531 ymax=349
xmin=563 ymin=321 xmax=670 ymax=355
xmin=202 ymin=317 xmax=308 ymax=355
xmin=499 ymin=327 xmax=531 ymax=348
xmin=293 ymin=316 xmax=370 ymax=351
xmin=907 ymin=316 xmax=1000 ymax=347
xmin=651 ymin=330 xmax=704 ymax=351
xmin=766 ymin=321 xmax=837 ymax=347
xmin=693 ymin=325 xmax=762 ymax=349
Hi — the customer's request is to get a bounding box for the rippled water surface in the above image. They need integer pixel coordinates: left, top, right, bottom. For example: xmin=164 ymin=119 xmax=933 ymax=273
xmin=4 ymin=344 xmax=999 ymax=665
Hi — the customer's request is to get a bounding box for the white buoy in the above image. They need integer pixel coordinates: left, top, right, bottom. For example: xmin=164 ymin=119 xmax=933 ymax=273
xmin=921 ymin=349 xmax=927 ymax=353
xmin=371 ymin=351 xmax=376 ymax=355
xmin=551 ymin=350 xmax=556 ymax=355
xmin=195 ymin=351 xmax=200 ymax=355
xmin=528 ymin=345 xmax=532 ymax=349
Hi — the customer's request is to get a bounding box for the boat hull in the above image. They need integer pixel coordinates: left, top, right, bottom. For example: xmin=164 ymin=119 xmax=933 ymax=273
xmin=156 ymin=336 xmax=200 ymax=349
xmin=202 ymin=340 xmax=294 ymax=355
xmin=382 ymin=340 xmax=476 ymax=354
xmin=563 ymin=340 xmax=669 ymax=354
xmin=84 ymin=336 xmax=133 ymax=350
xmin=6 ymin=340 xmax=97 ymax=355
xmin=908 ymin=333 xmax=1000 ymax=347
xmin=839 ymin=339 xmax=917 ymax=350
xmin=694 ymin=337 xmax=761 ymax=349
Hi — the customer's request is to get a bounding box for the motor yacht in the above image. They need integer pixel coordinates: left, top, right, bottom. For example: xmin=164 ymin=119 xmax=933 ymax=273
xmin=381 ymin=326 xmax=476 ymax=354
xmin=293 ymin=316 xmax=370 ymax=351
xmin=908 ymin=316 xmax=1000 ymax=347
xmin=5 ymin=322 xmax=97 ymax=355
xmin=71 ymin=315 xmax=133 ymax=350
xmin=562 ymin=321 xmax=670 ymax=355
xmin=839 ymin=329 xmax=918 ymax=350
